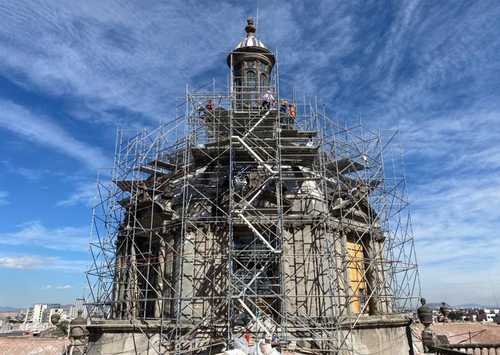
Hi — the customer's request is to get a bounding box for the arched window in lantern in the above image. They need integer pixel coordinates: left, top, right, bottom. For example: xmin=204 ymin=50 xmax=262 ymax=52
xmin=246 ymin=70 xmax=257 ymax=107
xmin=260 ymin=73 xmax=268 ymax=93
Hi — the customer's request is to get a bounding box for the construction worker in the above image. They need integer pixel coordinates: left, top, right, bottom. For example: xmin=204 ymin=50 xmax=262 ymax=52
xmin=205 ymin=99 xmax=214 ymax=113
xmin=288 ymin=103 xmax=296 ymax=127
xmin=243 ymin=328 xmax=252 ymax=345
xmin=261 ymin=90 xmax=274 ymax=110
xmin=279 ymin=99 xmax=288 ymax=113
xmin=279 ymin=99 xmax=289 ymax=128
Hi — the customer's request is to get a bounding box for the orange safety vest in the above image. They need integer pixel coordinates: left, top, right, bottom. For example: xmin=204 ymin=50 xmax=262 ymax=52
xmin=289 ymin=105 xmax=296 ymax=119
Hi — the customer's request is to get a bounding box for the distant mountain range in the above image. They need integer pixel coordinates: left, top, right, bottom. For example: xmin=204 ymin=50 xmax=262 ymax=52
xmin=455 ymin=303 xmax=500 ymax=309
xmin=427 ymin=302 xmax=500 ymax=310
xmin=0 ymin=304 xmax=73 ymax=312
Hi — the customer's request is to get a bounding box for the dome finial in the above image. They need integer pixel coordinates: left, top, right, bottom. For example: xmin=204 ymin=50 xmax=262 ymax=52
xmin=245 ymin=17 xmax=256 ymax=37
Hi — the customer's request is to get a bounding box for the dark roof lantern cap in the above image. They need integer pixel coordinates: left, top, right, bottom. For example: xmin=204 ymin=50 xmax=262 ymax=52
xmin=227 ymin=17 xmax=275 ymax=67
xmin=245 ymin=17 xmax=256 ymax=36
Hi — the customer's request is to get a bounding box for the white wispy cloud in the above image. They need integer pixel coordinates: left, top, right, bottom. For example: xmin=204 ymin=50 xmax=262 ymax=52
xmin=0 ymin=256 xmax=43 ymax=269
xmin=340 ymin=2 xmax=500 ymax=305
xmin=57 ymin=181 xmax=96 ymax=207
xmin=0 ymin=221 xmax=88 ymax=252
xmin=367 ymin=2 xmax=500 ymax=124
xmin=0 ymin=99 xmax=110 ymax=170
xmin=0 ymin=191 xmax=8 ymax=206
xmin=0 ymin=255 xmax=86 ymax=272
xmin=402 ymin=108 xmax=500 ymax=305
xmin=44 ymin=284 xmax=72 ymax=290
xmin=0 ymin=1 xmax=249 ymax=121
xmin=0 ymin=160 xmax=50 ymax=181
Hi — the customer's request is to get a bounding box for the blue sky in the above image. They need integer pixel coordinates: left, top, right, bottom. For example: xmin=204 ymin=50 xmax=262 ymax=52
xmin=0 ymin=0 xmax=499 ymax=308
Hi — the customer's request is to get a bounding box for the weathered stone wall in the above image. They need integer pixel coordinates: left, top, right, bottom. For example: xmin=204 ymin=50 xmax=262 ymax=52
xmin=179 ymin=226 xmax=228 ymax=321
xmin=342 ymin=323 xmax=414 ymax=355
xmin=86 ymin=318 xmax=416 ymax=355
xmin=86 ymin=331 xmax=161 ymax=355
xmin=283 ymin=225 xmax=342 ymax=320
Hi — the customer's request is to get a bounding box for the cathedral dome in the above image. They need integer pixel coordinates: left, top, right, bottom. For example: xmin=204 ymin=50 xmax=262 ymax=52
xmin=234 ymin=17 xmax=268 ymax=50
xmin=233 ymin=17 xmax=268 ymax=50
xmin=234 ymin=35 xmax=267 ymax=50
xmin=227 ymin=17 xmax=275 ymax=67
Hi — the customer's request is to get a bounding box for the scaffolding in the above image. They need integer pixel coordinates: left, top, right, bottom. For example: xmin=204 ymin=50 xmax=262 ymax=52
xmin=86 ymin=22 xmax=419 ymax=355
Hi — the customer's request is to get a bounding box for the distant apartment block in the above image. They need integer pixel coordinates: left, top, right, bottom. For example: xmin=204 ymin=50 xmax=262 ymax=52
xmin=69 ymin=298 xmax=87 ymax=319
xmin=31 ymin=304 xmax=47 ymax=324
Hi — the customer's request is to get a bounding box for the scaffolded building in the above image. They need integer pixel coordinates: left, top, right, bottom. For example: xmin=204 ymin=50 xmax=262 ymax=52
xmin=86 ymin=18 xmax=420 ymax=354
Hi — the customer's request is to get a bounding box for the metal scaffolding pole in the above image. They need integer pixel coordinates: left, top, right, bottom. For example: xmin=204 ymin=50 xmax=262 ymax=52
xmin=86 ymin=54 xmax=419 ymax=354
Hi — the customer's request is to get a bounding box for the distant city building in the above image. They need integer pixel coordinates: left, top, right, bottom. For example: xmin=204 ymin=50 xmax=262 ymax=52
xmin=31 ymin=304 xmax=47 ymax=323
xmin=70 ymin=298 xmax=87 ymax=320
xmin=23 ymin=308 xmax=33 ymax=323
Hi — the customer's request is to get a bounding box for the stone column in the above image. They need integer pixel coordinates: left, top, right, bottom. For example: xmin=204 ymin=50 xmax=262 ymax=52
xmin=128 ymin=243 xmax=138 ymax=319
xmin=335 ymin=230 xmax=352 ymax=317
xmin=179 ymin=230 xmax=194 ymax=320
xmin=155 ymin=237 xmax=166 ymax=319
xmin=112 ymin=241 xmax=126 ymax=319
xmin=365 ymin=235 xmax=391 ymax=315
xmin=372 ymin=239 xmax=392 ymax=313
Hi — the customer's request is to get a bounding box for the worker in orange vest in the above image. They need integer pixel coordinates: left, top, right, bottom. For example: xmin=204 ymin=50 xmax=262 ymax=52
xmin=205 ymin=99 xmax=214 ymax=113
xmin=288 ymin=103 xmax=296 ymax=127
xmin=243 ymin=328 xmax=252 ymax=345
